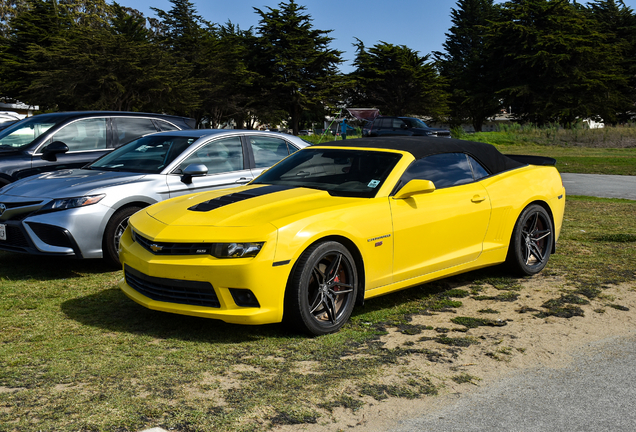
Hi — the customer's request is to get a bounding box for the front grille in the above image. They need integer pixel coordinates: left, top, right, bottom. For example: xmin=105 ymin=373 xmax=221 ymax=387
xmin=0 ymin=200 xmax=42 ymax=209
xmin=125 ymin=265 xmax=220 ymax=308
xmin=133 ymin=231 xmax=212 ymax=256
xmin=8 ymin=213 xmax=31 ymax=222
xmin=0 ymin=225 xmax=30 ymax=249
xmin=0 ymin=200 xmax=44 ymax=222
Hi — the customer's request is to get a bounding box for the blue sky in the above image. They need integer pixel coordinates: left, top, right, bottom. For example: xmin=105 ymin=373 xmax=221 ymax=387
xmin=121 ymin=0 xmax=636 ymax=73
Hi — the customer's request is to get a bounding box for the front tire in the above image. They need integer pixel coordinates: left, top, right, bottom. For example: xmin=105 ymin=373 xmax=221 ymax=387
xmin=285 ymin=241 xmax=358 ymax=336
xmin=506 ymin=204 xmax=553 ymax=276
xmin=103 ymin=206 xmax=142 ymax=266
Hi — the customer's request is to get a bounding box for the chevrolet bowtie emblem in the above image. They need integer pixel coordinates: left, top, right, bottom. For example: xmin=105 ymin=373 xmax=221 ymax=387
xmin=150 ymin=244 xmax=164 ymax=253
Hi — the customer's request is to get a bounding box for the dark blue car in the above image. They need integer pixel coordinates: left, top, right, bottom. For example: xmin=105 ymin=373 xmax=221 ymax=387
xmin=0 ymin=111 xmax=194 ymax=187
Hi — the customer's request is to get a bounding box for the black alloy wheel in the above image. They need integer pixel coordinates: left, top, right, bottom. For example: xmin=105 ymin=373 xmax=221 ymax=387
xmin=506 ymin=204 xmax=553 ymax=276
xmin=286 ymin=241 xmax=358 ymax=336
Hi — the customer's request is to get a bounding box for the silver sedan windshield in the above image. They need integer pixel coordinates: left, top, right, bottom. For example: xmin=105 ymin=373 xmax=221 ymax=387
xmin=88 ymin=135 xmax=197 ymax=173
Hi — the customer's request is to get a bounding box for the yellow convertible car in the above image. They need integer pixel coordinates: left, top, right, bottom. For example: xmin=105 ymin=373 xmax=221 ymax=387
xmin=118 ymin=137 xmax=565 ymax=335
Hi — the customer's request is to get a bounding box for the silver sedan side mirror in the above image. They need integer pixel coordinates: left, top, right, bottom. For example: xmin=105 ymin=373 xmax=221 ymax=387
xmin=181 ymin=163 xmax=208 ymax=184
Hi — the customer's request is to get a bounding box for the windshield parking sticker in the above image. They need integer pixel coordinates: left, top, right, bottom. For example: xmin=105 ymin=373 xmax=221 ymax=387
xmin=367 ymin=179 xmax=380 ymax=188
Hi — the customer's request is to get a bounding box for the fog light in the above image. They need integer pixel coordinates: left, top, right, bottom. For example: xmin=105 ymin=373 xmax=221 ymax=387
xmin=229 ymin=289 xmax=260 ymax=307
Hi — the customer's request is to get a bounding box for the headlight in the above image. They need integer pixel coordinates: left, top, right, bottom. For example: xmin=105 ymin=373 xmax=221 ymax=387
xmin=39 ymin=194 xmax=105 ymax=212
xmin=211 ymin=242 xmax=264 ymax=258
xmin=130 ymin=230 xmax=264 ymax=258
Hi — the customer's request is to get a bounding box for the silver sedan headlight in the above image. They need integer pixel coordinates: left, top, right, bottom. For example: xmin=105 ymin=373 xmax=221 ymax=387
xmin=38 ymin=194 xmax=106 ymax=213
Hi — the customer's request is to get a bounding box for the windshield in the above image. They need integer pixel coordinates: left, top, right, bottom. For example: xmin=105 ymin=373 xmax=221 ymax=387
xmin=402 ymin=118 xmax=429 ymax=129
xmin=252 ymin=148 xmax=402 ymax=198
xmin=88 ymin=135 xmax=196 ymax=173
xmin=0 ymin=115 xmax=67 ymax=149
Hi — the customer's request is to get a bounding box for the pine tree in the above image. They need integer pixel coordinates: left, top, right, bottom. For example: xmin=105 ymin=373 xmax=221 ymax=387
xmin=253 ymin=1 xmax=344 ymax=135
xmin=487 ymin=0 xmax=626 ymax=126
xmin=585 ymin=0 xmax=636 ymax=123
xmin=0 ymin=0 xmax=65 ymax=106
xmin=435 ymin=0 xmax=499 ymax=131
xmin=150 ymin=0 xmax=209 ymax=121
xmin=19 ymin=2 xmax=193 ymax=112
xmin=350 ymin=41 xmax=448 ymax=118
xmin=208 ymin=22 xmax=259 ymax=128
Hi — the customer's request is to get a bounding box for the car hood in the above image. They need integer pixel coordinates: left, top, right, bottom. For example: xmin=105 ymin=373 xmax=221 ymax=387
xmin=144 ymin=184 xmax=354 ymax=228
xmin=0 ymin=169 xmax=147 ymax=198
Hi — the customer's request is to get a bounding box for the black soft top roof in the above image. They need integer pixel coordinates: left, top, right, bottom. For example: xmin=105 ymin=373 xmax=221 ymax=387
xmin=321 ymin=136 xmax=526 ymax=175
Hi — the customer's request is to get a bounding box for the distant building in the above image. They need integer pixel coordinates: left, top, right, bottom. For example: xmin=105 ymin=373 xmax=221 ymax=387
xmin=429 ymin=114 xmax=604 ymax=132
xmin=0 ymin=100 xmax=39 ymax=117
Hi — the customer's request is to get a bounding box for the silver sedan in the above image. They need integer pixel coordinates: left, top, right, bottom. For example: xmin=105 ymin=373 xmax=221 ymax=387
xmin=0 ymin=129 xmax=309 ymax=264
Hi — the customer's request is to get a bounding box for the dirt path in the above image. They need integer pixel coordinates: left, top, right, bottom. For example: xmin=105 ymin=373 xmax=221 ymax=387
xmin=274 ymin=274 xmax=636 ymax=431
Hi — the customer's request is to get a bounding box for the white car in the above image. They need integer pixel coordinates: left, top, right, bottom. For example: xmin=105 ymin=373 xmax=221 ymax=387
xmin=0 ymin=129 xmax=308 ymax=264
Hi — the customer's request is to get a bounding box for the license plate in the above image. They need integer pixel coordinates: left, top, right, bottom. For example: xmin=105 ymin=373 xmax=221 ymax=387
xmin=0 ymin=224 xmax=5 ymax=241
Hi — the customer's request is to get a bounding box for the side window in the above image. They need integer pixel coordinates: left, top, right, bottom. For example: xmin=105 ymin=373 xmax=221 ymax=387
xmin=178 ymin=136 xmax=244 ymax=174
xmin=398 ymin=153 xmax=475 ymax=189
xmin=155 ymin=120 xmax=180 ymax=132
xmin=249 ymin=136 xmax=293 ymax=168
xmin=51 ymin=118 xmax=108 ymax=151
xmin=468 ymin=155 xmax=489 ymax=180
xmin=113 ymin=117 xmax=159 ymax=147
xmin=373 ymin=118 xmax=388 ymax=129
xmin=392 ymin=118 xmax=404 ymax=128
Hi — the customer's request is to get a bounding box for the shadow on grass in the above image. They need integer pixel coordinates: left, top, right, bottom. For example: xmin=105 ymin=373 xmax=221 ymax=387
xmin=60 ymin=286 xmax=291 ymax=343
xmin=59 ymin=265 xmax=516 ymax=343
xmin=0 ymin=251 xmax=117 ymax=281
xmin=351 ymin=265 xmax=513 ymax=316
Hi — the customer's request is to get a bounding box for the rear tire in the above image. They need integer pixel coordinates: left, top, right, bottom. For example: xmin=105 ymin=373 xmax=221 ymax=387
xmin=103 ymin=206 xmax=142 ymax=267
xmin=506 ymin=204 xmax=553 ymax=276
xmin=285 ymin=241 xmax=358 ymax=336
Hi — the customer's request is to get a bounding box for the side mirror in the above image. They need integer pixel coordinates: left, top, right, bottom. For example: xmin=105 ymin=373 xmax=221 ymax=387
xmin=400 ymin=123 xmax=409 ymax=130
xmin=393 ymin=179 xmax=436 ymax=200
xmin=181 ymin=163 xmax=208 ymax=184
xmin=40 ymin=141 xmax=69 ymax=162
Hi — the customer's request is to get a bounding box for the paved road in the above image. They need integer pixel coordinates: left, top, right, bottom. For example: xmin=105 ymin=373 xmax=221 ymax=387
xmin=389 ymin=334 xmax=636 ymax=432
xmin=562 ymin=173 xmax=636 ymax=200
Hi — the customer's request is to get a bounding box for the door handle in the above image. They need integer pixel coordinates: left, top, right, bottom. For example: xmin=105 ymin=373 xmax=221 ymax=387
xmin=235 ymin=177 xmax=252 ymax=183
xmin=471 ymin=195 xmax=486 ymax=203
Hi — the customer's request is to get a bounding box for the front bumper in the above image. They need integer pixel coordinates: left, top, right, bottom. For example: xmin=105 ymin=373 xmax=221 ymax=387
xmin=118 ymin=226 xmax=293 ymax=325
xmin=0 ymin=204 xmax=113 ymax=258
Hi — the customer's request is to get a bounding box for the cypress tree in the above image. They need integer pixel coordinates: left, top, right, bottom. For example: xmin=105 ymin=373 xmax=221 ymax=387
xmin=435 ymin=0 xmax=500 ymax=131
xmin=585 ymin=0 xmax=636 ymax=123
xmin=253 ymin=1 xmax=344 ymax=135
xmin=487 ymin=0 xmax=626 ymax=126
xmin=350 ymin=41 xmax=448 ymax=118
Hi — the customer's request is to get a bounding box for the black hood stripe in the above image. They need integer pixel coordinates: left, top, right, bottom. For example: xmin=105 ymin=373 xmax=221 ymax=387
xmin=188 ymin=184 xmax=298 ymax=212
